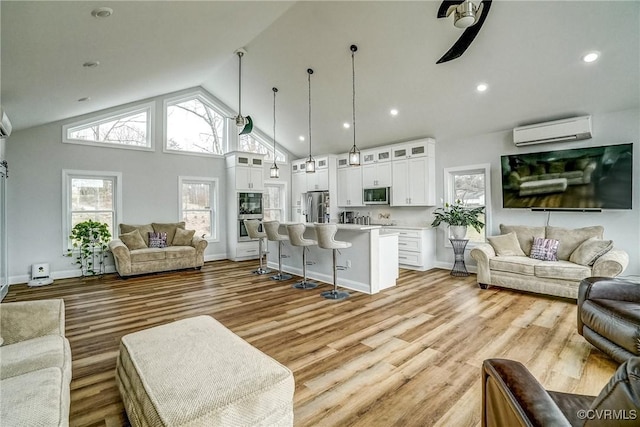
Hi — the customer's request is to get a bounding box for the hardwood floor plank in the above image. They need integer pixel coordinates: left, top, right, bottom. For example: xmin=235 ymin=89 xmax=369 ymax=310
xmin=3 ymin=260 xmax=617 ymax=426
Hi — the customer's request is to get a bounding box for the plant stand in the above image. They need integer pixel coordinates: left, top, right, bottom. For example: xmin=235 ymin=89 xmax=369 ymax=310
xmin=450 ymin=238 xmax=469 ymax=277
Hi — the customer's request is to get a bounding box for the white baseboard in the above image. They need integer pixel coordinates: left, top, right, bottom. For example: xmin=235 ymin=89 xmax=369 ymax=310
xmin=10 ymin=265 xmax=117 ymax=285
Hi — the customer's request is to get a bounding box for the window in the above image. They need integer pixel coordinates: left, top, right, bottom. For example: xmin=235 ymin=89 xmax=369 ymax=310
xmin=63 ymin=170 xmax=122 ymax=250
xmin=165 ymin=94 xmax=226 ymax=156
xmin=444 ymin=164 xmax=491 ymax=244
xmin=179 ymin=177 xmax=218 ymax=241
xmin=239 ymin=133 xmax=286 ymax=162
xmin=263 ymin=183 xmax=286 ymax=222
xmin=63 ymin=103 xmax=154 ymax=150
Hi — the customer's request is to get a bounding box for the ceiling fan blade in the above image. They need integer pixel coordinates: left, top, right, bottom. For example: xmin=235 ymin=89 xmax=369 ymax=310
xmin=437 ymin=0 xmax=464 ymax=18
xmin=437 ymin=0 xmax=492 ymax=64
xmin=239 ymin=116 xmax=253 ymax=135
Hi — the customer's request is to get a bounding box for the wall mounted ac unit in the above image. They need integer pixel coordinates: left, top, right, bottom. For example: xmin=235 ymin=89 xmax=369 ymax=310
xmin=513 ymin=115 xmax=592 ymax=146
xmin=0 ymin=106 xmax=12 ymax=138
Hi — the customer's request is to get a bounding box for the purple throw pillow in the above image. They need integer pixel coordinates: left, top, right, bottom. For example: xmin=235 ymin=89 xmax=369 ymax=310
xmin=529 ymin=237 xmax=559 ymax=261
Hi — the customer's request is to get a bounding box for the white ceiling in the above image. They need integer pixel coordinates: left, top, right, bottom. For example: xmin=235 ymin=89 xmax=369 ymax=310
xmin=2 ymin=1 xmax=639 ymax=159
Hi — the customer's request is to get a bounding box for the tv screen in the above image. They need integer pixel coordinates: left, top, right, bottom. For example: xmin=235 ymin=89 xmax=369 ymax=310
xmin=501 ymin=143 xmax=633 ymax=210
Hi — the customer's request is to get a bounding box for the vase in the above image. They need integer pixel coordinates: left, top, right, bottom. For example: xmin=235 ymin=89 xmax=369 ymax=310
xmin=450 ymin=225 xmax=467 ymax=239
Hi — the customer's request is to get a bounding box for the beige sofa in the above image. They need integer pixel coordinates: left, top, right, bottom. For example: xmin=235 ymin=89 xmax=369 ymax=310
xmin=0 ymin=299 xmax=71 ymax=426
xmin=470 ymin=225 xmax=629 ymax=299
xmin=109 ymin=222 xmax=208 ymax=277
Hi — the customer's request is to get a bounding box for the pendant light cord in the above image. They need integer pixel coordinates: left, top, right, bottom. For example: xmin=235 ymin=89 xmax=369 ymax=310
xmin=352 ymin=48 xmax=356 ymax=149
xmin=272 ymin=87 xmax=277 ymax=162
xmin=237 ymin=51 xmax=243 ymax=116
xmin=307 ymin=68 xmax=313 ymax=159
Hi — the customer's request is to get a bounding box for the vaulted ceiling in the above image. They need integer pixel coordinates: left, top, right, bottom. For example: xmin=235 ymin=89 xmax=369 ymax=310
xmin=2 ymin=1 xmax=638 ymax=158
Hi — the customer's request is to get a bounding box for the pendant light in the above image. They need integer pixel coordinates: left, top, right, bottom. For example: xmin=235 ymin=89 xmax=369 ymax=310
xmin=305 ymin=68 xmax=316 ymax=173
xmin=269 ymin=87 xmax=280 ymax=179
xmin=234 ymin=48 xmax=253 ymax=135
xmin=348 ymin=44 xmax=361 ymax=166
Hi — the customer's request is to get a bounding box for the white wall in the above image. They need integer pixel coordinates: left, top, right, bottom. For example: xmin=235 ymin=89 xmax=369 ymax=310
xmin=434 ymin=108 xmax=640 ymax=277
xmin=5 ymin=89 xmax=292 ymax=284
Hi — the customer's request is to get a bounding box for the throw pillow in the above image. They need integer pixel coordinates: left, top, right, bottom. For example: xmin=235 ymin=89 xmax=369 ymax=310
xmin=148 ymin=232 xmax=168 ymax=248
xmin=487 ymin=232 xmax=526 ymax=257
xmin=569 ymin=237 xmax=613 ymax=266
xmin=529 ymin=237 xmax=559 ymax=261
xmin=152 ymin=222 xmax=185 ymax=246
xmin=499 ymin=224 xmax=545 ymax=256
xmin=119 ymin=223 xmax=154 ymax=247
xmin=545 ymin=225 xmax=604 ymax=261
xmin=119 ymin=229 xmax=147 ymax=250
xmin=172 ymin=228 xmax=196 ymax=246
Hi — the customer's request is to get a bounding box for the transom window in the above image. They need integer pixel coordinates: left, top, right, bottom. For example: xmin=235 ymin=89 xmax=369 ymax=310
xmin=179 ymin=177 xmax=218 ymax=240
xmin=444 ymin=164 xmax=491 ymax=244
xmin=166 ymin=95 xmax=225 ymax=156
xmin=63 ymin=103 xmax=154 ymax=150
xmin=239 ymin=133 xmax=286 ymax=162
xmin=63 ymin=170 xmax=122 ymax=250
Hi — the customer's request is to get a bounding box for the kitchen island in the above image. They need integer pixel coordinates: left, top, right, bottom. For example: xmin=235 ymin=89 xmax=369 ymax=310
xmin=265 ymin=223 xmax=399 ymax=295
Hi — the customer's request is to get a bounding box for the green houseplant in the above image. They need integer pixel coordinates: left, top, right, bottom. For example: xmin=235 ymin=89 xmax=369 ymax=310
xmin=67 ymin=219 xmax=111 ymax=277
xmin=431 ymin=199 xmax=485 ymax=239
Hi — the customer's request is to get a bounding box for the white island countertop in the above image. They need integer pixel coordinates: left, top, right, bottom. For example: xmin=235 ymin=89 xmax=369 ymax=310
xmin=266 ymin=222 xmax=398 ymax=295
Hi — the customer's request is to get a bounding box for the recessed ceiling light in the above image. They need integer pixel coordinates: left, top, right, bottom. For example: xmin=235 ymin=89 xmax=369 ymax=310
xmin=91 ymin=7 xmax=113 ymax=18
xmin=476 ymin=83 xmax=488 ymax=92
xmin=582 ymin=52 xmax=599 ymax=63
xmin=82 ymin=61 xmax=100 ymax=69
xmin=298 ymin=136 xmax=305 ymax=142
xmin=78 ymin=97 xmax=91 ymax=102
xmin=390 ymin=109 xmax=399 ymax=116
xmin=343 ymin=122 xmax=351 ymax=129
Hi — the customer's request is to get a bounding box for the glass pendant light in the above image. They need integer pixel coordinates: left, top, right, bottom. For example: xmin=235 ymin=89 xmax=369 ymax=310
xmin=348 ymin=44 xmax=361 ymax=166
xmin=305 ymin=68 xmax=316 ymax=173
xmin=270 ymin=87 xmax=280 ymax=179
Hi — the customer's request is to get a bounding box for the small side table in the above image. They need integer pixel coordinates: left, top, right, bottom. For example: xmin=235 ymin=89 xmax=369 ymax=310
xmin=449 ymin=239 xmax=469 ymax=277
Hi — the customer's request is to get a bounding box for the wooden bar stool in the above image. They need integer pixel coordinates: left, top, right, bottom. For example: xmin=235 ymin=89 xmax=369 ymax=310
xmin=314 ymin=223 xmax=350 ymax=300
xmin=286 ymin=223 xmax=318 ymax=290
xmin=263 ymin=221 xmax=292 ymax=281
xmin=243 ymin=219 xmax=270 ymax=275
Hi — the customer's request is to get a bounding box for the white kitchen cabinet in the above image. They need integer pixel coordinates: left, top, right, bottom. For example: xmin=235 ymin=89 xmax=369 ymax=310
xmin=306 ymin=157 xmax=329 ymax=191
xmin=391 ymin=139 xmax=435 ymax=206
xmin=392 ymin=156 xmax=435 ymax=206
xmin=390 ymin=227 xmax=435 ymax=271
xmin=362 ymin=162 xmax=391 ymax=188
xmin=228 ymin=153 xmax=265 ymax=191
xmin=362 ymin=147 xmax=392 ymax=164
xmin=291 ymin=170 xmax=306 ymax=222
xmin=391 ymin=138 xmax=435 ymax=160
xmin=337 ymin=166 xmax=363 ymax=207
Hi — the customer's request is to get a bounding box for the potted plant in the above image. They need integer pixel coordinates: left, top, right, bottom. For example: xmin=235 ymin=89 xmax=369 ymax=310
xmin=67 ymin=219 xmax=111 ymax=277
xmin=430 ymin=199 xmax=485 ymax=239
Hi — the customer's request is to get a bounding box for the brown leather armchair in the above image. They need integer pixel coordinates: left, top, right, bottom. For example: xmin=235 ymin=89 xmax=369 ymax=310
xmin=482 ymin=357 xmax=640 ymax=426
xmin=578 ymin=277 xmax=640 ymax=363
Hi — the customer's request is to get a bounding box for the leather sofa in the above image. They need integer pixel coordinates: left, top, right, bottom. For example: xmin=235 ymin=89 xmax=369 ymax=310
xmin=482 ymin=357 xmax=640 ymax=426
xmin=0 ymin=299 xmax=71 ymax=426
xmin=578 ymin=277 xmax=640 ymax=363
xmin=109 ymin=222 xmax=208 ymax=277
xmin=470 ymin=225 xmax=629 ymax=299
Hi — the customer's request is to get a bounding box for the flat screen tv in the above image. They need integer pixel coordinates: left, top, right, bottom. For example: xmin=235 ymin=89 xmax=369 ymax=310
xmin=501 ymin=143 xmax=633 ymax=210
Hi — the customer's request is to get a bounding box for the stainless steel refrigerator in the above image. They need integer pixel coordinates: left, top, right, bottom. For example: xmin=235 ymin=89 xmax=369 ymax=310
xmin=304 ymin=191 xmax=330 ymax=223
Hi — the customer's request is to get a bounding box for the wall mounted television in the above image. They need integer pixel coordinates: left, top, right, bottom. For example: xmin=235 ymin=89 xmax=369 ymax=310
xmin=501 ymin=143 xmax=633 ymax=210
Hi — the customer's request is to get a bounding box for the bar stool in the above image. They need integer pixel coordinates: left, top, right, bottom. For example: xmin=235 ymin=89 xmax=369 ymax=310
xmin=243 ymin=219 xmax=270 ymax=275
xmin=286 ymin=223 xmax=318 ymax=290
xmin=263 ymin=221 xmax=292 ymax=281
xmin=314 ymin=223 xmax=351 ymax=300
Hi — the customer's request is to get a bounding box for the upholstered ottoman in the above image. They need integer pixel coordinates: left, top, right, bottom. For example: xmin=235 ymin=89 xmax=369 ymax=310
xmin=115 ymin=316 xmax=294 ymax=427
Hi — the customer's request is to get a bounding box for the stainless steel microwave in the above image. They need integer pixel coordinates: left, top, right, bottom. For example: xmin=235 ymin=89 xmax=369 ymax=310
xmin=363 ymin=187 xmax=390 ymax=205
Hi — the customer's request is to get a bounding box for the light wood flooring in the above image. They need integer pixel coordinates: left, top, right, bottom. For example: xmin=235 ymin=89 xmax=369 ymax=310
xmin=4 ymin=260 xmax=618 ymax=427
